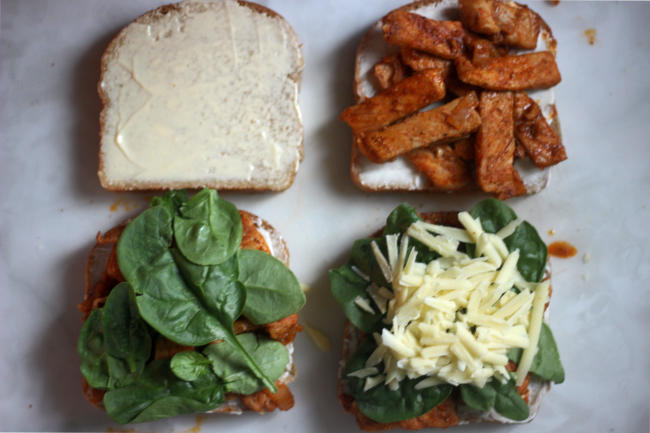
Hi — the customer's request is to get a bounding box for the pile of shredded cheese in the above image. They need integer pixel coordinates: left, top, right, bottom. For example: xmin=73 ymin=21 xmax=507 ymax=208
xmin=349 ymin=212 xmax=549 ymax=392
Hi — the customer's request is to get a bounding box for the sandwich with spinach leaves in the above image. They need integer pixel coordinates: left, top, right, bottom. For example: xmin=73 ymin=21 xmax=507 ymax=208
xmin=78 ymin=189 xmax=305 ymax=424
xmin=331 ymin=199 xmax=564 ymax=430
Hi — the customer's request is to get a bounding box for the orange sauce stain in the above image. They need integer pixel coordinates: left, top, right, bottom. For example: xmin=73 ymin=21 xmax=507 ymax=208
xmin=548 ymin=229 xmax=555 ymax=236
xmin=547 ymin=0 xmax=559 ymax=5
xmin=548 ymin=241 xmax=577 ymax=258
xmin=584 ymin=28 xmax=597 ymax=45
xmin=182 ymin=415 xmax=204 ymax=433
xmin=109 ymin=199 xmax=139 ymax=212
xmin=105 ymin=428 xmax=135 ymax=433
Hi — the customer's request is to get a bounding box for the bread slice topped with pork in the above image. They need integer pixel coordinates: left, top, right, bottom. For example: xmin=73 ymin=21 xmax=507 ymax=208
xmin=98 ymin=1 xmax=304 ymax=191
xmin=330 ymin=199 xmax=564 ymax=429
xmin=78 ymin=189 xmax=306 ymax=423
xmin=342 ymin=0 xmax=566 ymax=199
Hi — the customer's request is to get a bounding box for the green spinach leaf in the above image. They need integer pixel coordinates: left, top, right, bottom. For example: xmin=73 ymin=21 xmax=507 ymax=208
xmin=350 ymin=237 xmax=389 ymax=287
xmin=344 ymin=338 xmax=452 ymax=423
xmin=173 ymin=189 xmax=242 ymax=266
xmin=103 ymin=359 xmax=224 ymax=424
xmin=78 ymin=309 xmax=110 ymax=389
xmin=330 ymin=264 xmax=383 ymax=333
xmin=504 ymin=222 xmax=547 ymax=282
xmin=150 ymin=190 xmax=188 ymax=215
xmin=459 ymin=382 xmax=496 ymax=412
xmin=382 ymin=203 xmax=440 ymax=263
xmin=470 ymin=198 xmax=517 ymax=234
xmin=78 ymin=283 xmax=151 ymax=389
xmin=508 ymin=323 xmax=564 ymax=383
xmin=170 ymin=351 xmax=212 ymax=382
xmin=492 ymin=378 xmax=529 ymax=421
xmin=238 ymin=249 xmax=305 ymax=325
xmin=204 ymin=333 xmax=289 ymax=395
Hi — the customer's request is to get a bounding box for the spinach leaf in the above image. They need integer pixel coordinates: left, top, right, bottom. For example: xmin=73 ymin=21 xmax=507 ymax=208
xmin=102 ymin=283 xmax=151 ymax=385
xmin=470 ymin=198 xmax=517 ymax=234
xmin=504 ymin=222 xmax=547 ymax=282
xmin=469 ymin=199 xmax=547 ymax=282
xmin=204 ymin=333 xmax=289 ymax=395
xmin=170 ymin=351 xmax=212 ymax=382
xmin=344 ymin=338 xmax=452 ymax=423
xmin=150 ymin=190 xmax=188 ymax=215
xmin=173 ymin=250 xmax=277 ymax=392
xmin=238 ymin=249 xmax=305 ymax=325
xmin=350 ymin=237 xmax=389 ymax=287
xmin=78 ymin=309 xmax=110 ymax=389
xmin=173 ymin=189 xmax=242 ymax=266
xmin=508 ymin=323 xmax=565 ymax=383
xmin=492 ymin=378 xmax=529 ymax=421
xmin=382 ymin=203 xmax=440 ymax=263
xmin=78 ymin=283 xmax=151 ymax=389
xmin=330 ymin=264 xmax=383 ymax=333
xmin=459 ymin=382 xmax=496 ymax=412
xmin=103 ymin=359 xmax=224 ymax=424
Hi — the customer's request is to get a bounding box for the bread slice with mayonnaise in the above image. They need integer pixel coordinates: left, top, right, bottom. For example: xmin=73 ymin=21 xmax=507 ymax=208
xmin=98 ymin=1 xmax=304 ymax=191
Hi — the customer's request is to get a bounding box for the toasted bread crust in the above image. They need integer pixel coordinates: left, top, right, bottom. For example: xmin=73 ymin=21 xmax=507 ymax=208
xmin=81 ymin=209 xmax=297 ymax=415
xmin=337 ymin=211 xmax=552 ymax=429
xmin=97 ymin=1 xmax=304 ymax=192
xmin=349 ymin=0 xmax=561 ymax=194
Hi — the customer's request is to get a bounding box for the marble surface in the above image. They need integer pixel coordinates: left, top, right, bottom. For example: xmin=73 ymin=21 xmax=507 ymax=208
xmin=1 ymin=1 xmax=648 ymax=432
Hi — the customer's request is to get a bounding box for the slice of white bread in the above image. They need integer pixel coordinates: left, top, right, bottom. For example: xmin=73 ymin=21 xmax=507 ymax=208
xmin=350 ymin=0 xmax=560 ymax=193
xmin=82 ymin=211 xmax=297 ymax=415
xmin=98 ymin=1 xmax=304 ymax=191
xmin=337 ymin=212 xmax=552 ymax=430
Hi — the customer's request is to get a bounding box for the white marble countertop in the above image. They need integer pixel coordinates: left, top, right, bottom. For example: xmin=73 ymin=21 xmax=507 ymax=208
xmin=1 ymin=1 xmax=648 ymax=432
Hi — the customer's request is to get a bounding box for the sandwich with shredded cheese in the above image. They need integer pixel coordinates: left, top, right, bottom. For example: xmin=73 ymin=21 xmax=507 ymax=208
xmin=330 ymin=199 xmax=564 ymax=429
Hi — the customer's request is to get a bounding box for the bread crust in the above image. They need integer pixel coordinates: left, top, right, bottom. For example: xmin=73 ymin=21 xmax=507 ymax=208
xmin=337 ymin=211 xmax=552 ymax=430
xmin=81 ymin=209 xmax=297 ymax=415
xmin=97 ymin=1 xmax=304 ymax=192
xmin=349 ymin=0 xmax=561 ymax=194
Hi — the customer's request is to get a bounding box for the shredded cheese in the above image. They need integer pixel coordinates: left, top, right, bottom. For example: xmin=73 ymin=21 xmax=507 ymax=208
xmin=358 ymin=217 xmax=549 ymax=389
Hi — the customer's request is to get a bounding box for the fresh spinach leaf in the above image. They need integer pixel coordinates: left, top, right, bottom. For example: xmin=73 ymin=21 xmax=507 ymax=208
xmin=508 ymin=323 xmax=564 ymax=383
xmin=504 ymin=222 xmax=547 ymax=282
xmin=78 ymin=283 xmax=151 ymax=389
xmin=492 ymin=378 xmax=529 ymax=421
xmin=173 ymin=250 xmax=277 ymax=392
xmin=78 ymin=309 xmax=110 ymax=389
xmin=103 ymin=359 xmax=224 ymax=424
xmin=238 ymin=249 xmax=305 ymax=325
xmin=350 ymin=237 xmax=388 ymax=287
xmin=102 ymin=283 xmax=151 ymax=385
xmin=344 ymin=338 xmax=452 ymax=423
xmin=204 ymin=333 xmax=289 ymax=395
xmin=382 ymin=203 xmax=440 ymax=263
xmin=173 ymin=189 xmax=242 ymax=266
xmin=470 ymin=198 xmax=517 ymax=234
xmin=330 ymin=264 xmax=383 ymax=333
xmin=150 ymin=190 xmax=188 ymax=215
xmin=170 ymin=351 xmax=212 ymax=382
xmin=459 ymin=382 xmax=496 ymax=412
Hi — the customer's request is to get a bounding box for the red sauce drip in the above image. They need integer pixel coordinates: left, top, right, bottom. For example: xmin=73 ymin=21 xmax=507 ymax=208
xmin=548 ymin=241 xmax=577 ymax=258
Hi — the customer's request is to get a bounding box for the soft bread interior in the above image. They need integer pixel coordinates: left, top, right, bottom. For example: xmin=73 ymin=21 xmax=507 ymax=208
xmin=98 ymin=1 xmax=304 ymax=191
xmin=351 ymin=0 xmax=560 ymax=193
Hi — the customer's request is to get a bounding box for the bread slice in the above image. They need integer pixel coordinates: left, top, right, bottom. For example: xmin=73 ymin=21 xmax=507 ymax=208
xmin=337 ymin=212 xmax=552 ymax=430
xmin=82 ymin=210 xmax=297 ymax=415
xmin=98 ymin=1 xmax=304 ymax=191
xmin=350 ymin=0 xmax=561 ymax=193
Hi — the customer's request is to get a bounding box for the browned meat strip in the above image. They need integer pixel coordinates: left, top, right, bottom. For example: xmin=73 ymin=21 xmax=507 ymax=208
xmin=341 ymin=69 xmax=446 ymax=134
xmin=400 ymin=47 xmax=452 ymax=76
xmin=239 ymin=210 xmax=271 ymax=254
xmin=455 ymin=51 xmax=561 ymax=91
xmin=406 ymin=144 xmax=473 ymax=191
xmin=459 ymin=0 xmax=540 ymax=49
xmin=475 ymin=91 xmax=526 ymax=199
xmin=514 ymin=92 xmax=566 ymax=168
xmin=373 ymin=54 xmax=409 ymax=90
xmin=453 ymin=137 xmax=475 ymax=160
xmin=382 ymin=10 xmax=465 ymax=59
xmin=240 ymin=382 xmax=295 ymax=413
xmin=359 ymin=92 xmax=481 ymax=163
